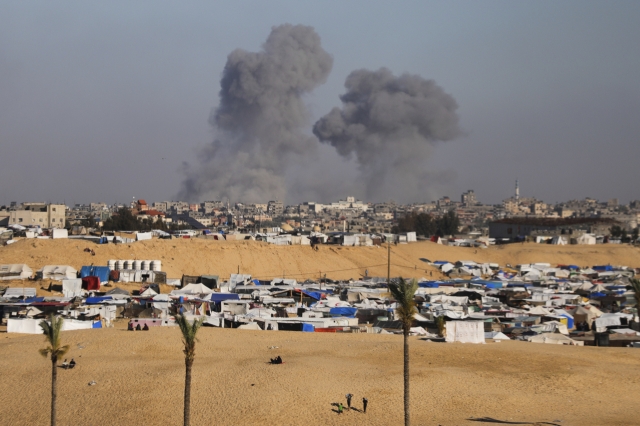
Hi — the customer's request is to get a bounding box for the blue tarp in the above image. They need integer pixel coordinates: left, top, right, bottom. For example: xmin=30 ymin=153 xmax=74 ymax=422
xmin=98 ymin=237 xmax=109 ymax=244
xmin=86 ymin=296 xmax=112 ymax=304
xmin=302 ymin=323 xmax=315 ymax=332
xmin=92 ymin=321 xmax=102 ymax=328
xmin=80 ymin=266 xmax=111 ymax=283
xmin=433 ymin=260 xmax=450 ymax=265
xmin=593 ymin=265 xmax=613 ymax=271
xmin=418 ymin=281 xmax=440 ymax=288
xmin=24 ymin=297 xmax=45 ymax=303
xmin=485 ymin=282 xmax=503 ymax=289
xmin=303 ymin=291 xmax=323 ymax=300
xmin=209 ymin=293 xmax=240 ymax=302
xmin=329 ymin=307 xmax=357 ymax=318
xmin=590 ymin=292 xmax=607 ymax=298
xmin=252 ymin=279 xmax=261 ymax=285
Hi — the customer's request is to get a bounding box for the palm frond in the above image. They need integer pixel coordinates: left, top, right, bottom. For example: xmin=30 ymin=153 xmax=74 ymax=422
xmin=176 ymin=315 xmax=204 ymax=361
xmin=39 ymin=314 xmax=67 ymax=360
xmin=389 ymin=278 xmax=419 ymax=329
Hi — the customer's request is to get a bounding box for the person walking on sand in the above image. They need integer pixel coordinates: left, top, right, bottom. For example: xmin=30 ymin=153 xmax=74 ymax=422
xmin=338 ymin=403 xmax=344 ymax=414
xmin=362 ymin=397 xmax=368 ymax=413
xmin=346 ymin=393 xmax=353 ymax=410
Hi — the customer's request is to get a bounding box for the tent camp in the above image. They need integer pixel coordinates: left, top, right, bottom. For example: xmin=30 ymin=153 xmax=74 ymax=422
xmin=575 ymin=234 xmax=597 ymax=245
xmin=172 ymin=283 xmax=214 ymax=295
xmin=37 ymin=265 xmax=77 ymax=280
xmin=528 ymin=333 xmax=583 ymax=345
xmin=0 ymin=264 xmax=33 ymax=280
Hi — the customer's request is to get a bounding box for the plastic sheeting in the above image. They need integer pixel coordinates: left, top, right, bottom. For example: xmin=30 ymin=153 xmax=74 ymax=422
xmin=62 ymin=279 xmax=83 ymax=297
xmin=445 ymin=321 xmax=485 ymax=344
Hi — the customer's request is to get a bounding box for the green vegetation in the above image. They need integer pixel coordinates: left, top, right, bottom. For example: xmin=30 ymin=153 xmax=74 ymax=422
xmin=393 ymin=209 xmax=460 ymax=237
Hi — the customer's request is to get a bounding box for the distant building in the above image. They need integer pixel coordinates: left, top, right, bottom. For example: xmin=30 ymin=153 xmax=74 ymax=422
xmin=489 ymin=217 xmax=618 ymax=240
xmin=267 ymin=200 xmax=284 ymax=216
xmin=461 ymin=190 xmax=477 ymax=206
xmin=9 ymin=203 xmax=66 ymax=228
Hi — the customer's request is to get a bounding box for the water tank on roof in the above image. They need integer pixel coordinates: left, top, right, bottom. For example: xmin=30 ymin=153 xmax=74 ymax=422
xmin=141 ymin=260 xmax=151 ymax=270
xmin=133 ymin=260 xmax=142 ymax=270
xmin=116 ymin=260 xmax=125 ymax=270
xmin=151 ymin=260 xmax=161 ymax=271
xmin=107 ymin=260 xmax=116 ymax=271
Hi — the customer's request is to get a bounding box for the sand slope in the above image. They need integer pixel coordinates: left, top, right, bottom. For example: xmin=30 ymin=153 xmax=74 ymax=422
xmin=0 ymin=327 xmax=639 ymax=425
xmin=1 ymin=239 xmax=639 ymax=281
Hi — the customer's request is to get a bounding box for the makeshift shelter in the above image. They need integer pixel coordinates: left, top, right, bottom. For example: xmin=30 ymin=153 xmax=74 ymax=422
xmin=0 ymin=264 xmax=33 ymax=280
xmin=80 ymin=266 xmax=111 ymax=284
xmin=3 ymin=287 xmax=37 ymax=298
xmin=550 ymin=236 xmax=566 ymax=245
xmin=445 ymin=321 xmax=485 ymax=344
xmin=575 ymin=234 xmax=596 ymax=245
xmin=528 ymin=333 xmax=582 ymax=345
xmin=199 ymin=275 xmax=220 ymax=290
xmin=37 ymin=265 xmax=77 ymax=281
xmin=173 ymin=283 xmax=214 ymax=295
xmin=82 ymin=276 xmax=100 ymax=291
xmin=62 ymin=278 xmax=83 ymax=297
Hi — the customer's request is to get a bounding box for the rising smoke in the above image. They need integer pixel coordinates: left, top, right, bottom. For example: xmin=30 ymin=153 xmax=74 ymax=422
xmin=179 ymin=24 xmax=333 ymax=202
xmin=313 ymin=67 xmax=461 ymax=201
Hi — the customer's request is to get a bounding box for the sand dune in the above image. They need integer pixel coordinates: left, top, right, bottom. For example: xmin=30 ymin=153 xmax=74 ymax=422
xmin=0 ymin=326 xmax=639 ymax=425
xmin=1 ymin=239 xmax=639 ymax=282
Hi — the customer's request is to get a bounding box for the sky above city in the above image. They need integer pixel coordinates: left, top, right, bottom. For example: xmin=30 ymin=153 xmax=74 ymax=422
xmin=1 ymin=1 xmax=639 ymax=206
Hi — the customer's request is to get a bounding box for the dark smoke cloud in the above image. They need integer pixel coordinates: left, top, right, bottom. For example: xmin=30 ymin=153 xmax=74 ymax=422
xmin=179 ymin=24 xmax=333 ymax=202
xmin=313 ymin=68 xmax=461 ymax=201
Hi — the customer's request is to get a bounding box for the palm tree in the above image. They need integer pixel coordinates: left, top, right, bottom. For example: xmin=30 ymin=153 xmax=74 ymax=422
xmin=630 ymin=278 xmax=640 ymax=309
xmin=176 ymin=315 xmax=204 ymax=426
xmin=388 ymin=277 xmax=418 ymax=426
xmin=39 ymin=314 xmax=69 ymax=426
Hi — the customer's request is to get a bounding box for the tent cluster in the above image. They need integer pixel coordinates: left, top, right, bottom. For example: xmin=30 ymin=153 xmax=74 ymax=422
xmin=1 ymin=256 xmax=639 ymax=347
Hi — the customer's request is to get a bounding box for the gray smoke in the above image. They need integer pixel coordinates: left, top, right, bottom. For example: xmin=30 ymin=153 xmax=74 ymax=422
xmin=313 ymin=67 xmax=461 ymax=201
xmin=179 ymin=24 xmax=333 ymax=202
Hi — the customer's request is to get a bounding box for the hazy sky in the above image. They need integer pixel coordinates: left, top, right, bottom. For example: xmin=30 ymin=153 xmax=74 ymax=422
xmin=1 ymin=1 xmax=639 ymax=206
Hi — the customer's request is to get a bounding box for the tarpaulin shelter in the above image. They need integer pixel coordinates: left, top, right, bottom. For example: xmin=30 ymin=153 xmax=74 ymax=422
xmin=445 ymin=321 xmax=485 ymax=344
xmin=82 ymin=276 xmax=100 ymax=291
xmin=62 ymin=278 xmax=83 ymax=297
xmin=80 ymin=266 xmax=111 ymax=284
xmin=37 ymin=265 xmax=77 ymax=280
xmin=329 ymin=307 xmax=357 ymax=318
xmin=0 ymin=264 xmax=33 ymax=280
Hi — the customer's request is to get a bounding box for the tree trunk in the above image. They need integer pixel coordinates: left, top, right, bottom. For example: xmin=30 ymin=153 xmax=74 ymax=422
xmin=184 ymin=358 xmax=192 ymax=426
xmin=51 ymin=355 xmax=57 ymax=426
xmin=404 ymin=331 xmax=410 ymax=426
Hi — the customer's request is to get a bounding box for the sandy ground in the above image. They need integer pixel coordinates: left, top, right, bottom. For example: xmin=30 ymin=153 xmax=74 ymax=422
xmin=0 ymin=326 xmax=639 ymax=425
xmin=1 ymin=239 xmax=639 ymax=283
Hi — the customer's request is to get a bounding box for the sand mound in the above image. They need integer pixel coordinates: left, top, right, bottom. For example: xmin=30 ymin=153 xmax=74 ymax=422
xmin=1 ymin=239 xmax=639 ymax=281
xmin=0 ymin=327 xmax=638 ymax=425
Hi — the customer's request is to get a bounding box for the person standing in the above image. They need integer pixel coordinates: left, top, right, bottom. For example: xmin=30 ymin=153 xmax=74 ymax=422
xmin=338 ymin=403 xmax=344 ymax=414
xmin=362 ymin=397 xmax=368 ymax=413
xmin=346 ymin=393 xmax=353 ymax=410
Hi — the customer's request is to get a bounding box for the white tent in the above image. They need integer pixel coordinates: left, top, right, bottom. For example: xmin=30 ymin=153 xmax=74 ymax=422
xmin=550 ymin=236 xmax=566 ymax=245
xmin=51 ymin=229 xmax=68 ymax=239
xmin=172 ymin=283 xmax=214 ymax=295
xmin=528 ymin=306 xmax=552 ymax=316
xmin=140 ymin=287 xmax=158 ymax=297
xmin=136 ymin=232 xmax=153 ymax=241
xmin=3 ymin=287 xmax=37 ymax=298
xmin=528 ymin=333 xmax=583 ymax=345
xmin=237 ymin=322 xmax=262 ymax=330
xmin=37 ymin=265 xmax=77 ymax=280
xmin=576 ymin=234 xmax=596 ymax=245
xmin=62 ymin=278 xmax=83 ymax=297
xmin=0 ymin=264 xmax=33 ymax=280
xmin=445 ymin=321 xmax=485 ymax=344
xmin=485 ymin=331 xmax=511 ymax=340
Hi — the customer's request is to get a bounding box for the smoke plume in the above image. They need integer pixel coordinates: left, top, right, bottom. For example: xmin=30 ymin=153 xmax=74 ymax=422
xmin=179 ymin=24 xmax=333 ymax=202
xmin=313 ymin=68 xmax=461 ymax=201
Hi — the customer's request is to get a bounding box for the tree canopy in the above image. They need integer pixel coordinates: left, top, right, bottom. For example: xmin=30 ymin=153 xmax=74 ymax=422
xmin=393 ymin=210 xmax=460 ymax=237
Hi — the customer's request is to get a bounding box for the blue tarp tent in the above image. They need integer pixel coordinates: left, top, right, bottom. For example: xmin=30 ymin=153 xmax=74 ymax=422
xmin=485 ymin=282 xmax=503 ymax=289
xmin=80 ymin=266 xmax=111 ymax=283
xmin=24 ymin=297 xmax=46 ymax=303
xmin=590 ymin=292 xmax=607 ymax=298
xmin=302 ymin=291 xmax=323 ymax=300
xmin=329 ymin=307 xmax=357 ymax=318
xmin=593 ymin=265 xmax=613 ymax=271
xmin=433 ymin=260 xmax=450 ymax=265
xmin=209 ymin=293 xmax=240 ymax=302
xmin=86 ymin=296 xmax=113 ymax=304
xmin=418 ymin=281 xmax=440 ymax=288
xmin=302 ymin=323 xmax=315 ymax=332
xmin=92 ymin=321 xmax=102 ymax=328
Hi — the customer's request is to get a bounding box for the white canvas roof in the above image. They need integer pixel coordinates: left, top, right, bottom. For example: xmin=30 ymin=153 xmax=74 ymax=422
xmin=38 ymin=265 xmax=77 ymax=281
xmin=172 ymin=283 xmax=214 ymax=295
xmin=3 ymin=287 xmax=37 ymax=298
xmin=62 ymin=279 xmax=83 ymax=298
xmin=0 ymin=264 xmax=33 ymax=280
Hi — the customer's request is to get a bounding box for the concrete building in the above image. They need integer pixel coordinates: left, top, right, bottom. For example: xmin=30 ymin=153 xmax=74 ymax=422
xmin=9 ymin=203 xmax=66 ymax=228
xmin=489 ymin=217 xmax=619 ymax=240
xmin=267 ymin=200 xmax=284 ymax=217
xmin=461 ymin=190 xmax=477 ymax=206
